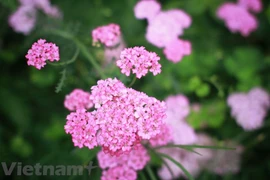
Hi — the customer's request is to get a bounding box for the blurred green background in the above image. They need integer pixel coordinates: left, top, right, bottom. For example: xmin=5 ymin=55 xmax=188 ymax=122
xmin=0 ymin=0 xmax=270 ymax=179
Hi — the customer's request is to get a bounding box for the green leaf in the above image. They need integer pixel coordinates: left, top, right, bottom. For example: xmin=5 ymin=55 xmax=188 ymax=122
xmin=195 ymin=83 xmax=210 ymax=97
xmin=158 ymin=152 xmax=195 ymax=180
xmin=146 ymin=165 xmax=157 ymax=180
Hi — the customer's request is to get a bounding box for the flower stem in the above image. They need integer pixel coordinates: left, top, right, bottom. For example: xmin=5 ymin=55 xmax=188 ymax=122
xmin=146 ymin=165 xmax=157 ymax=180
xmin=128 ymin=76 xmax=137 ymax=87
xmin=47 ymin=30 xmax=106 ymax=79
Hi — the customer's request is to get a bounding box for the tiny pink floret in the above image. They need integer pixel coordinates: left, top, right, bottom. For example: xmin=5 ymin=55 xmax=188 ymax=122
xmin=64 ymin=89 xmax=93 ymax=111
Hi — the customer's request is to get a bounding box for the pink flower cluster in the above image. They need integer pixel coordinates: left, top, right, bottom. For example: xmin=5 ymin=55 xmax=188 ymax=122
xmin=9 ymin=0 xmax=61 ymax=35
xmin=64 ymin=78 xmax=167 ymax=156
xmin=116 ymin=46 xmax=161 ymax=78
xmin=25 ymin=39 xmax=60 ymax=69
xmin=134 ymin=0 xmax=192 ymax=63
xmin=217 ymin=0 xmax=262 ymax=37
xmin=64 ymin=89 xmax=93 ymax=111
xmin=92 ymin=24 xmax=121 ymax=47
xmin=98 ymin=144 xmax=150 ymax=180
xmin=227 ymin=87 xmax=270 ymax=131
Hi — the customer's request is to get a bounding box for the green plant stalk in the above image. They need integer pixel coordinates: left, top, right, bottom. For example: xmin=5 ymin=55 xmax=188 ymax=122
xmin=157 ymin=152 xmax=194 ymax=180
xmin=47 ymin=30 xmax=106 ymax=79
xmin=146 ymin=165 xmax=157 ymax=180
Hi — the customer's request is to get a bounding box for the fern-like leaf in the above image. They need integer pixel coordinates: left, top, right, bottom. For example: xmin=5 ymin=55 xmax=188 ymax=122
xmin=55 ymin=68 xmax=67 ymax=93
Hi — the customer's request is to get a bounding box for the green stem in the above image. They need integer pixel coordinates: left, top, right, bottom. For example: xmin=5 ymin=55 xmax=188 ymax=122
xmin=48 ymin=47 xmax=79 ymax=66
xmin=47 ymin=30 xmax=106 ymax=79
xmin=157 ymin=152 xmax=194 ymax=180
xmin=139 ymin=171 xmax=147 ymax=180
xmin=128 ymin=76 xmax=137 ymax=87
xmin=73 ymin=39 xmax=106 ymax=79
xmin=146 ymin=165 xmax=157 ymax=180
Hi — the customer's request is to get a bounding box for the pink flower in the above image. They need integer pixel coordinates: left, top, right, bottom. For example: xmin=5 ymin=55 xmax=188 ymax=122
xmin=163 ymin=38 xmax=192 ymax=63
xmin=158 ymin=134 xmax=214 ymax=179
xmin=207 ymin=141 xmax=243 ymax=175
xmin=146 ymin=12 xmax=183 ymax=48
xmin=116 ymin=46 xmax=161 ymax=78
xmin=104 ymin=37 xmax=126 ymax=64
xmin=165 ymin=9 xmax=192 ymax=29
xmin=134 ymin=0 xmax=161 ymax=21
xmin=25 ymin=39 xmax=60 ymax=69
xmin=92 ymin=23 xmax=121 ymax=47
xmin=101 ymin=166 xmax=137 ymax=180
xmin=65 ymin=78 xmax=166 ymax=156
xmin=217 ymin=2 xmax=258 ymax=37
xmin=98 ymin=145 xmax=149 ymax=180
xmin=64 ymin=89 xmax=93 ymax=111
xmin=64 ymin=109 xmax=99 ymax=149
xmin=165 ymin=94 xmax=190 ymax=121
xmin=238 ymin=0 xmax=262 ymax=13
xmin=9 ymin=5 xmax=37 ymax=35
xmin=227 ymin=87 xmax=270 ymax=131
xmin=20 ymin=0 xmax=62 ymax=18
xmin=149 ymin=124 xmax=173 ymax=147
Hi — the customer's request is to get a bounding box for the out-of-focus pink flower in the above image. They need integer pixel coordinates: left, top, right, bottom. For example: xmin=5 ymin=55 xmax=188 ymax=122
xmin=238 ymin=0 xmax=262 ymax=13
xmin=207 ymin=141 xmax=243 ymax=175
xmin=165 ymin=9 xmax=192 ymax=29
xmin=158 ymin=134 xmax=214 ymax=179
xmin=134 ymin=0 xmax=161 ymax=21
xmin=116 ymin=46 xmax=161 ymax=78
xmin=165 ymin=94 xmax=190 ymax=120
xmin=25 ymin=39 xmax=60 ymax=69
xmin=9 ymin=6 xmax=37 ymax=35
xmin=163 ymin=38 xmax=192 ymax=63
xmin=104 ymin=37 xmax=126 ymax=64
xmin=64 ymin=89 xmax=93 ymax=111
xmin=19 ymin=0 xmax=62 ymax=18
xmin=227 ymin=87 xmax=270 ymax=131
xmin=217 ymin=2 xmax=258 ymax=37
xmin=146 ymin=12 xmax=183 ymax=48
xmin=92 ymin=23 xmax=121 ymax=47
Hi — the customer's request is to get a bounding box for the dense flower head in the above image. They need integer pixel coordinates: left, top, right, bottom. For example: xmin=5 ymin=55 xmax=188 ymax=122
xmin=9 ymin=6 xmax=37 ymax=35
xmin=116 ymin=46 xmax=161 ymax=78
xmin=98 ymin=143 xmax=149 ymax=180
xmin=134 ymin=0 xmax=161 ymax=21
xmin=25 ymin=39 xmax=60 ymax=69
xmin=64 ymin=109 xmax=99 ymax=149
xmin=64 ymin=89 xmax=93 ymax=111
xmin=98 ymin=144 xmax=150 ymax=170
xmin=163 ymin=38 xmax=192 ymax=63
xmin=149 ymin=123 xmax=173 ymax=147
xmin=217 ymin=2 xmax=258 ymax=37
xmin=207 ymin=141 xmax=243 ymax=175
xmin=238 ymin=0 xmax=262 ymax=13
xmin=92 ymin=23 xmax=121 ymax=47
xmin=227 ymin=87 xmax=270 ymax=131
xmin=65 ymin=78 xmax=167 ymax=156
